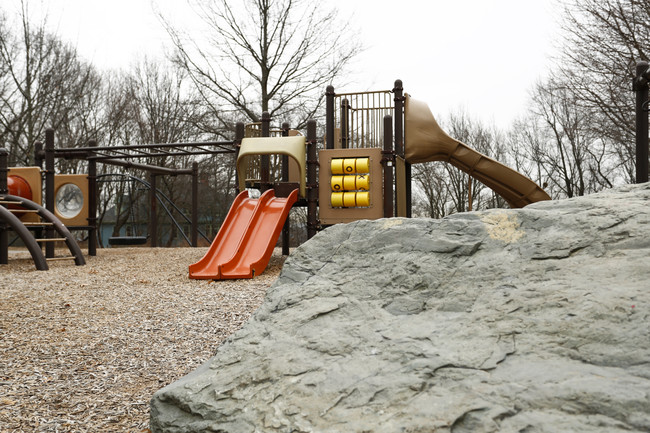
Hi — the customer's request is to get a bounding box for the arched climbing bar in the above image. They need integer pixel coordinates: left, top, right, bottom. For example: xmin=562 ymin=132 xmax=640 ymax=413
xmin=1 ymin=194 xmax=85 ymax=266
xmin=0 ymin=204 xmax=48 ymax=270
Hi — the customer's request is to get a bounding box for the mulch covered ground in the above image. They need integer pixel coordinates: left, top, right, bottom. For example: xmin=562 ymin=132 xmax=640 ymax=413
xmin=0 ymin=247 xmax=284 ymax=432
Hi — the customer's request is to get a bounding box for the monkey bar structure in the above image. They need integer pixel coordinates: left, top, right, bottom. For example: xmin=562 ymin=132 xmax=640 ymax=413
xmin=1 ymin=130 xmax=238 ymax=270
xmin=43 ymin=135 xmax=237 ymax=254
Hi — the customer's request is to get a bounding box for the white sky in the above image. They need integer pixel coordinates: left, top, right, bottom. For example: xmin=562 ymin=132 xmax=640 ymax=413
xmin=11 ymin=0 xmax=562 ymax=129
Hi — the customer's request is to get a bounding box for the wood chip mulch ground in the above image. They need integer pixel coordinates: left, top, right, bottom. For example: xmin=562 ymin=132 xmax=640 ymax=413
xmin=0 ymin=247 xmax=284 ymax=432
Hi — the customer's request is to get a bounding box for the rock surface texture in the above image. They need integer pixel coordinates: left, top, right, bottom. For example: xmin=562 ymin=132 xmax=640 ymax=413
xmin=150 ymin=184 xmax=650 ymax=433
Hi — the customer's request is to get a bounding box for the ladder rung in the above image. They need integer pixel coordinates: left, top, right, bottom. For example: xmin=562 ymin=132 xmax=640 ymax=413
xmin=23 ymin=222 xmax=54 ymax=226
xmin=46 ymin=256 xmax=76 ymax=262
xmin=35 ymin=238 xmax=66 ymax=242
xmin=9 ymin=209 xmax=38 ymax=213
xmin=0 ymin=200 xmax=23 ymax=205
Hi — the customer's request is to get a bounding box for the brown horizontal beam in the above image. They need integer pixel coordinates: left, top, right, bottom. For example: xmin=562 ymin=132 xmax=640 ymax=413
xmin=99 ymin=158 xmax=193 ymax=176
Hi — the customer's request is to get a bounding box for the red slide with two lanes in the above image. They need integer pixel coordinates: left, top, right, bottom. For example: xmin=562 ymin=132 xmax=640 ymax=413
xmin=189 ymin=188 xmax=298 ymax=280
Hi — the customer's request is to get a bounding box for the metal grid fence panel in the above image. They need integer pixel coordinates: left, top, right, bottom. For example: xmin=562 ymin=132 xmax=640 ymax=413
xmin=334 ymin=90 xmax=394 ymax=149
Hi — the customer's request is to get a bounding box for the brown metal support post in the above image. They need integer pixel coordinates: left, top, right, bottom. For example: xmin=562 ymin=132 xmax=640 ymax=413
xmin=87 ymin=141 xmax=97 ymax=256
xmin=281 ymin=122 xmax=290 ymax=255
xmin=393 ymin=79 xmax=411 ymax=217
xmin=634 ymin=61 xmax=649 ymax=183
xmin=150 ymin=173 xmax=157 ymax=247
xmin=341 ymin=98 xmax=349 ymax=149
xmin=235 ymin=122 xmax=245 ymax=194
xmin=307 ymin=120 xmax=318 ymax=239
xmin=261 ymin=111 xmax=271 ymax=192
xmin=45 ymin=128 xmax=55 ymax=258
xmin=191 ymin=161 xmax=198 ymax=247
xmin=393 ymin=80 xmax=404 ymax=156
xmin=326 ymin=85 xmax=335 ymax=150
xmin=0 ymin=147 xmax=8 ymax=264
xmin=383 ymin=115 xmax=394 ymax=218
xmin=34 ymin=141 xmax=43 ymax=168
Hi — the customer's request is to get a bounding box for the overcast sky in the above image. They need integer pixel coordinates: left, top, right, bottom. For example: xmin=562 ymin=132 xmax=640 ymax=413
xmin=12 ymin=0 xmax=562 ymax=129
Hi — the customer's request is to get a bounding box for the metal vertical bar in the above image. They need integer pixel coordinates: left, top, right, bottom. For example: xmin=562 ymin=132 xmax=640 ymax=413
xmin=150 ymin=173 xmax=157 ymax=248
xmin=634 ymin=61 xmax=649 ymax=183
xmin=0 ymin=148 xmax=7 ymax=193
xmin=235 ymin=122 xmax=245 ymax=195
xmin=307 ymin=120 xmax=318 ymax=239
xmin=393 ymin=79 xmax=410 ymax=217
xmin=0 ymin=147 xmax=8 ymax=264
xmin=191 ymin=161 xmax=198 ymax=247
xmin=34 ymin=142 xmax=43 ymax=168
xmin=281 ymin=122 xmax=290 ymax=255
xmin=45 ymin=128 xmax=55 ymax=258
xmin=341 ymin=98 xmax=349 ymax=149
xmin=87 ymin=141 xmax=97 ymax=256
xmin=326 ymin=85 xmax=335 ymax=150
xmin=393 ymin=80 xmax=404 ymax=157
xmin=383 ymin=115 xmax=394 ymax=218
xmin=261 ymin=111 xmax=271 ymax=191
xmin=352 ymin=94 xmax=356 ymax=147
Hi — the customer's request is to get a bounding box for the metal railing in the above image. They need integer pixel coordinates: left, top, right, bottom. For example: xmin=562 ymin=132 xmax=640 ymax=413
xmin=333 ymin=90 xmax=394 ymax=149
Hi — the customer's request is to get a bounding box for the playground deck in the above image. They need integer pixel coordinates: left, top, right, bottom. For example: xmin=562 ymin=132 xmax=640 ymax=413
xmin=0 ymin=247 xmax=284 ymax=431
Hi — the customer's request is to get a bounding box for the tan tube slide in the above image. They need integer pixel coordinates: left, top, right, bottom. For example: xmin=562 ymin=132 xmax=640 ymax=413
xmin=404 ymin=95 xmax=551 ymax=208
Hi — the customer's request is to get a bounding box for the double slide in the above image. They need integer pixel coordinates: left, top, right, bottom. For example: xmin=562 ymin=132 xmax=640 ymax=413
xmin=189 ymin=188 xmax=298 ymax=280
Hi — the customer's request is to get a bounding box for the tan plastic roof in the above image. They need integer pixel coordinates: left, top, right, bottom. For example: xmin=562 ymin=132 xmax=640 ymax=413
xmin=237 ymin=136 xmax=306 ymax=198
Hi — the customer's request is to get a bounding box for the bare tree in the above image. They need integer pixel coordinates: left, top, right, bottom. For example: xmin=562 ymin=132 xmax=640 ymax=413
xmin=412 ymin=162 xmax=451 ymax=218
xmin=160 ymin=0 xmax=360 ymax=129
xmin=522 ymin=75 xmax=614 ymax=198
xmin=412 ymin=110 xmax=508 ymax=217
xmin=0 ymin=1 xmax=98 ymax=165
xmin=558 ymin=0 xmax=650 ymax=183
xmin=506 ymin=115 xmax=547 ymax=188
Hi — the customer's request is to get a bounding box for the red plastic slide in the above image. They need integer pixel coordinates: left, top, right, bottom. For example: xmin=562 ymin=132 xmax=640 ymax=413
xmin=189 ymin=188 xmax=298 ymax=280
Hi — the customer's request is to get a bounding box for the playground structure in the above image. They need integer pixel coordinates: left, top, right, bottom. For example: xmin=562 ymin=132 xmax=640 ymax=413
xmin=189 ymin=80 xmax=550 ymax=279
xmin=1 ymin=149 xmax=86 ymax=270
xmin=1 ymin=79 xmax=551 ymax=275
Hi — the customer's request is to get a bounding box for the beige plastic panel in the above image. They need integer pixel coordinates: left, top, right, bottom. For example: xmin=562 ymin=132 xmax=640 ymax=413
xmin=54 ymin=174 xmax=89 ymax=226
xmin=318 ymin=148 xmax=383 ymax=224
xmin=8 ymin=167 xmax=42 ymax=223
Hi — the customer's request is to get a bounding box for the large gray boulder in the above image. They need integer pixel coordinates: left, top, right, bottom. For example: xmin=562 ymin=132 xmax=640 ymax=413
xmin=151 ymin=183 xmax=650 ymax=432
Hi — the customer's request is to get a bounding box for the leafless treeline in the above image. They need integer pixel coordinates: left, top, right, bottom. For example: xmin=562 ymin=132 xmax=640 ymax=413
xmin=1 ymin=0 xmax=355 ymax=246
xmin=1 ymin=0 xmax=647 ymax=239
xmin=414 ymin=0 xmax=648 ymax=217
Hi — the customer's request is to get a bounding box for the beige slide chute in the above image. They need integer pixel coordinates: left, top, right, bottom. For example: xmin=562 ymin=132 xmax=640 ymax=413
xmin=404 ymin=95 xmax=551 ymax=208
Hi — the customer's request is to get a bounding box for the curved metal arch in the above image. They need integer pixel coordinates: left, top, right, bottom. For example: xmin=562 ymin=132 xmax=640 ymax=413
xmin=0 ymin=204 xmax=48 ymax=270
xmin=2 ymin=194 xmax=85 ymax=266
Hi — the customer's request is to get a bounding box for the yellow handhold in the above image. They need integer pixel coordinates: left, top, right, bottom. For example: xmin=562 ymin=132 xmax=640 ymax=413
xmin=343 ymin=192 xmax=357 ymax=207
xmin=355 ymin=158 xmax=370 ymax=173
xmin=331 ymin=159 xmax=345 ymax=175
xmin=343 ymin=159 xmax=357 ymax=174
xmin=331 ymin=192 xmax=344 ymax=207
xmin=356 ymin=174 xmax=369 ymax=190
xmin=356 ymin=191 xmax=370 ymax=207
xmin=331 ymin=175 xmax=344 ymax=191
xmin=343 ymin=176 xmax=356 ymax=190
